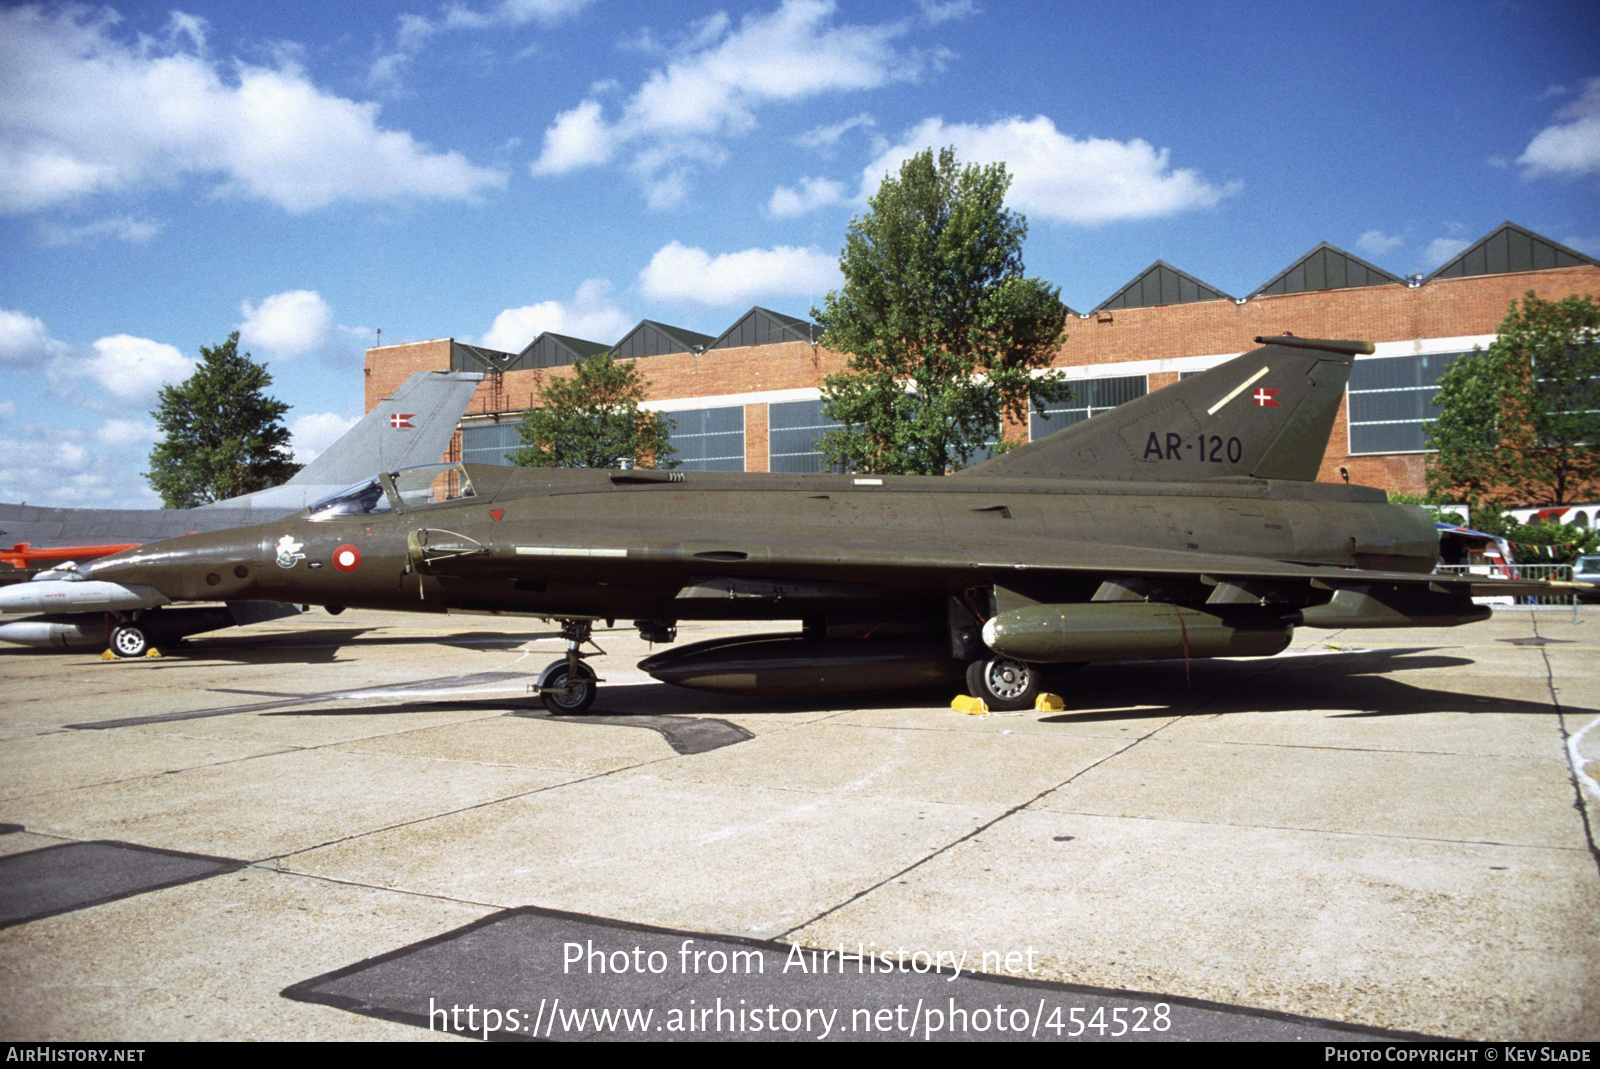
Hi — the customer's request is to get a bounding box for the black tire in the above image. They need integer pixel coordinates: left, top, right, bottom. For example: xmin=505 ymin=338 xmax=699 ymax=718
xmin=541 ymin=660 xmax=598 ymax=714
xmin=109 ymin=624 xmax=150 ymax=659
xmin=965 ymin=656 xmax=1042 ymax=711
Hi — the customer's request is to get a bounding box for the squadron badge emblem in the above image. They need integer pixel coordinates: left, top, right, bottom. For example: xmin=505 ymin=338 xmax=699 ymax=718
xmin=275 ymin=535 xmax=306 ymax=569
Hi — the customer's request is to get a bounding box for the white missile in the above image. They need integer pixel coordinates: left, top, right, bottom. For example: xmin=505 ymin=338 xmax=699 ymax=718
xmin=0 ymin=579 xmax=169 ymax=614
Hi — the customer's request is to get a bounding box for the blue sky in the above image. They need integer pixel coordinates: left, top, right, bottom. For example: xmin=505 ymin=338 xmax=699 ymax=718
xmin=1 ymin=0 xmax=1597 ymax=508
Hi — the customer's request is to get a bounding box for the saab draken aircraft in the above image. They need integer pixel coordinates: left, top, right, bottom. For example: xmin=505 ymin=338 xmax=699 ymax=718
xmin=0 ymin=370 xmax=481 ymax=652
xmin=21 ymin=337 xmax=1562 ymax=705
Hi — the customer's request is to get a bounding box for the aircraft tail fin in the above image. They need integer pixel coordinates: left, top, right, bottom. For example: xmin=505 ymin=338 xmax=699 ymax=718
xmin=284 ymin=370 xmax=484 ymax=488
xmin=956 ymin=336 xmax=1366 ymax=482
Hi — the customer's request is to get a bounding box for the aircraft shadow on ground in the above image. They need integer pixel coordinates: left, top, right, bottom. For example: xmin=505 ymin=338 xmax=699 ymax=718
xmin=1040 ymin=646 xmax=1589 ymax=723
xmin=167 ymin=644 xmax=1597 ymax=727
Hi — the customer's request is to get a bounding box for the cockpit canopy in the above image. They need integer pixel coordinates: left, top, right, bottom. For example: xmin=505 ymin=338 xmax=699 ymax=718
xmin=308 ymin=463 xmax=477 ymax=520
xmin=308 ymin=476 xmax=391 ymax=520
xmin=392 ymin=463 xmax=476 ymax=507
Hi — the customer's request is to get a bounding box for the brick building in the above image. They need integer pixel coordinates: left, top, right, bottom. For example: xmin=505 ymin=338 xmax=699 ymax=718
xmin=364 ymin=221 xmax=1600 ymax=498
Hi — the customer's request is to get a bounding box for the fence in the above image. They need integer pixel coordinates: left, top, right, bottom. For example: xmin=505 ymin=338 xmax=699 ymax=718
xmin=1435 ymin=562 xmax=1581 ymax=621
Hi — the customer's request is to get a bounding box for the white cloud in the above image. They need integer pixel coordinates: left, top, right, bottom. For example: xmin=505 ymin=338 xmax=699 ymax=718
xmin=289 ymin=411 xmax=360 ymax=465
xmin=795 ymin=112 xmax=875 ymax=152
xmin=918 ymin=0 xmax=978 ymax=24
xmin=0 ymin=423 xmax=160 ymax=507
xmin=0 ymin=308 xmax=60 ymax=364
xmin=858 ymin=116 xmax=1236 ymax=226
xmin=531 ymin=0 xmax=937 ymax=204
xmin=1422 ymin=237 xmax=1471 ymax=270
xmin=768 ymin=175 xmax=847 ymax=217
xmin=530 ymin=100 xmax=616 ymax=173
xmin=37 ymin=215 xmax=163 ymax=247
xmin=94 ymin=418 xmax=158 ymax=446
xmin=480 ymin=278 xmax=634 ymax=352
xmin=372 ymin=0 xmax=594 ymax=92
xmin=638 ymin=242 xmax=840 ymax=306
xmin=0 ymin=401 xmax=16 ymax=420
xmin=238 ymin=290 xmax=332 ymax=358
xmin=0 ymin=5 xmax=507 ymax=215
xmin=83 ymin=334 xmax=194 ymax=401
xmin=1355 ymin=230 xmax=1403 ymax=258
xmin=1519 ymin=77 xmax=1600 ymax=180
xmin=442 ymin=0 xmax=595 ymax=31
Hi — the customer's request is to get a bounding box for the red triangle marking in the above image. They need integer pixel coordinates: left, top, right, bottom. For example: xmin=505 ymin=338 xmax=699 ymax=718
xmin=490 ymin=509 xmax=504 ymax=522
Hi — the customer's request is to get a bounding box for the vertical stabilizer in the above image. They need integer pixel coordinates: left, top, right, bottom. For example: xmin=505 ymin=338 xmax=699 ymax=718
xmin=956 ymin=337 xmax=1367 ymax=482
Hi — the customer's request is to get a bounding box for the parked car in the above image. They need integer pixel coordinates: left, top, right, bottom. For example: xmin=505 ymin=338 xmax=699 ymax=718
xmin=1575 ymin=556 xmax=1600 ymax=601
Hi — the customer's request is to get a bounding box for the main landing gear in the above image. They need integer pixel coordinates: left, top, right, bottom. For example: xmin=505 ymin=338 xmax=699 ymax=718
xmin=536 ymin=618 xmax=604 ymax=714
xmin=109 ymin=621 xmax=152 ymax=659
xmin=964 ymin=655 xmax=1042 ymax=712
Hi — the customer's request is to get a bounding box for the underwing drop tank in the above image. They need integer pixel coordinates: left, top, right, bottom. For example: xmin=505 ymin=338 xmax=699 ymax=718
xmin=981 ymin=602 xmax=1293 ymax=664
xmin=638 ymin=633 xmax=964 ymax=696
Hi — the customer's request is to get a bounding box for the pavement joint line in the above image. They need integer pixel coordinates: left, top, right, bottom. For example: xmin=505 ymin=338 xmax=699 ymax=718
xmin=62 ymin=668 xmax=539 ymax=729
xmin=237 ymin=860 xmax=512 ymax=914
xmin=770 ymin=668 xmax=1272 ymax=942
xmin=1125 ymin=737 xmax=1549 ymax=758
xmin=267 ymin=748 xmax=685 ymax=867
xmin=1533 ymin=613 xmax=1600 ymax=879
xmin=1017 ymin=807 xmax=1595 ymax=853
xmin=0 ymin=745 xmax=307 ymax=805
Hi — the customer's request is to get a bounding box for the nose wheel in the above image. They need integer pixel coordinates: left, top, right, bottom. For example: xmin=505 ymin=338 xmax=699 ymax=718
xmin=536 ymin=619 xmax=604 ymax=714
xmin=965 ymin=656 xmax=1042 ymax=711
xmin=538 ymin=660 xmax=598 ymax=714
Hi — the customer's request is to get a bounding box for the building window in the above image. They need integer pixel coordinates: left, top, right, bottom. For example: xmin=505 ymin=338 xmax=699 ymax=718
xmin=668 ymin=406 xmax=745 ymax=471
xmin=1030 ymin=375 xmax=1148 ymax=440
xmin=460 ymin=422 xmax=521 ymax=466
xmin=1347 ymin=352 xmax=1469 ymax=455
xmin=769 ymin=399 xmax=841 ymax=473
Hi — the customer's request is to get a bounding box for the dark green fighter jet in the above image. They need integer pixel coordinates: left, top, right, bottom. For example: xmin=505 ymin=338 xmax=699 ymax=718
xmin=72 ymin=336 xmax=1553 ymax=712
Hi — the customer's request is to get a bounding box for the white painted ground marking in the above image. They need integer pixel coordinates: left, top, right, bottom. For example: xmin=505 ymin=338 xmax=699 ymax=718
xmin=1568 ymin=714 xmax=1600 ymax=803
xmin=1207 ymin=365 xmax=1270 ymax=416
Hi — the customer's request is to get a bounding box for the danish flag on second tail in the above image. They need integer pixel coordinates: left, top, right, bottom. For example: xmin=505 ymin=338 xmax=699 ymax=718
xmin=1253 ymin=388 xmax=1281 ymax=407
xmin=390 ymin=413 xmax=415 ymax=429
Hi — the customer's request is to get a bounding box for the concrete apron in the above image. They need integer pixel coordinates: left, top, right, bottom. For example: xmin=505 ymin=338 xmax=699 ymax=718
xmin=0 ymin=607 xmax=1596 ymax=1041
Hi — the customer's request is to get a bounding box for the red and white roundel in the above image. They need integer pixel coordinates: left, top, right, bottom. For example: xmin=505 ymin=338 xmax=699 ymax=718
xmin=333 ymin=544 xmax=361 ymax=572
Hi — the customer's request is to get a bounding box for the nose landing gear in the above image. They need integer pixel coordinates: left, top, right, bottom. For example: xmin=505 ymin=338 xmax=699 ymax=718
xmin=535 ymin=618 xmax=605 ymax=714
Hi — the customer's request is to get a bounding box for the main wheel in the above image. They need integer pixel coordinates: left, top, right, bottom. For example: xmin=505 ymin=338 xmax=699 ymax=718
xmin=965 ymin=656 xmax=1042 ymax=711
xmin=109 ymin=624 xmax=151 ymax=659
xmin=540 ymin=660 xmax=598 ymax=714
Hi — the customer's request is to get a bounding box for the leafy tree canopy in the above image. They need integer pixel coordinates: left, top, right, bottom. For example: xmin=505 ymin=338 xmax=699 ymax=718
xmin=814 ymin=147 xmax=1070 ymax=475
xmin=146 ymin=332 xmax=300 ymax=508
xmin=1426 ymin=291 xmax=1600 ymax=507
xmin=511 ymin=351 xmax=677 ymax=469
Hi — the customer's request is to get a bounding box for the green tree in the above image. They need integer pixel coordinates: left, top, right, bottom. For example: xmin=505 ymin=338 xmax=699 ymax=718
xmin=1426 ymin=291 xmax=1600 ymax=507
xmin=146 ymin=332 xmax=300 ymax=508
xmin=813 ymin=147 xmax=1070 ymax=475
xmin=511 ymin=351 xmax=676 ymax=469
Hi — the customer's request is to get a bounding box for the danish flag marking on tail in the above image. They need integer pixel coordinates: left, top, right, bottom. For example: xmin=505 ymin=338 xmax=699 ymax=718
xmin=1253 ymin=388 xmax=1281 ymax=407
xmin=390 ymin=413 xmax=415 ymax=429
